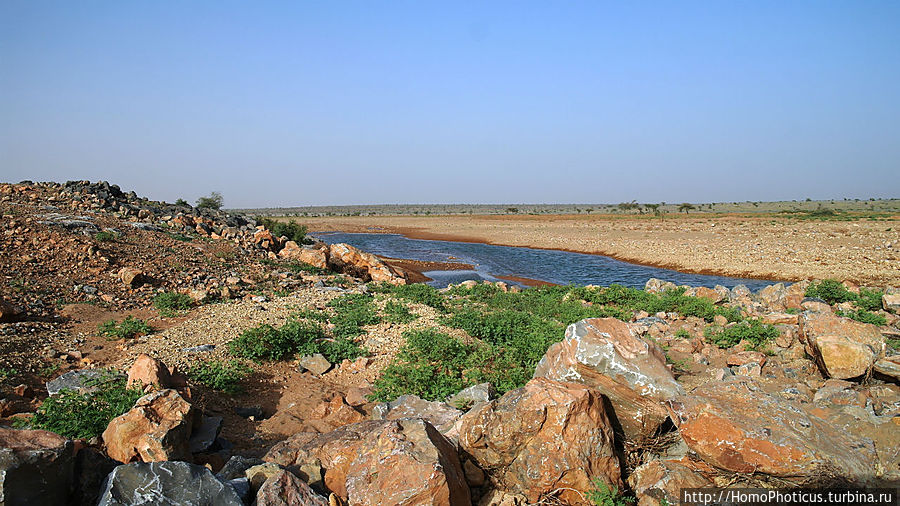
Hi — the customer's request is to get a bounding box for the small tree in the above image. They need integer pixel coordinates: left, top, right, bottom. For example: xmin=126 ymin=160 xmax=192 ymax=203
xmin=196 ymin=192 xmax=224 ymax=210
xmin=678 ymin=203 xmax=696 ymax=214
xmin=174 ymin=198 xmax=189 ymax=206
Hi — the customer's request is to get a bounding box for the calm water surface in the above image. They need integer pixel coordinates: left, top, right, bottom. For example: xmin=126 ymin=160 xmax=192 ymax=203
xmin=314 ymin=232 xmax=777 ymax=291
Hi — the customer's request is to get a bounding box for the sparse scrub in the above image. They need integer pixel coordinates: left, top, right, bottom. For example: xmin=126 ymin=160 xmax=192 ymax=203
xmin=94 ymin=231 xmax=119 ymax=242
xmin=98 ymin=316 xmax=152 ymax=339
xmin=571 ymin=284 xmax=740 ymax=323
xmin=836 ymin=309 xmax=887 ymax=327
xmin=154 ymin=291 xmax=194 ymax=316
xmin=256 ymin=217 xmax=311 ymax=244
xmin=328 ymin=293 xmax=381 ymax=338
xmin=187 ymin=360 xmax=253 ymax=394
xmin=372 ymin=282 xmax=447 ymax=311
xmin=586 ymin=478 xmax=635 ymax=506
xmin=857 ymin=288 xmax=885 ymax=312
xmin=704 ymin=319 xmax=778 ymax=350
xmin=26 ymin=372 xmax=143 ymax=439
xmin=805 ymin=279 xmax=856 ymax=304
xmin=230 ymin=317 xmax=366 ymax=363
xmin=383 ymin=300 xmax=418 ymax=323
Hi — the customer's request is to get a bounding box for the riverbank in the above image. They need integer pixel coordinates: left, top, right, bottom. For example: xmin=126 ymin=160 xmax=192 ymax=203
xmin=300 ymin=214 xmax=900 ymax=286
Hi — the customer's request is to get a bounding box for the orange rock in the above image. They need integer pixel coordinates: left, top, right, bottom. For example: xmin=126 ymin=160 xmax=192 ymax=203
xmin=533 ymin=318 xmax=683 ymax=440
xmin=726 ymin=350 xmax=767 ymax=367
xmin=666 ymin=378 xmax=876 ymax=484
xmin=118 ymin=267 xmax=144 ymax=287
xmin=685 ymin=286 xmax=724 ymax=303
xmin=799 ymin=312 xmax=885 ymax=379
xmin=126 ymin=354 xmax=173 ymax=390
xmin=458 ymin=378 xmax=621 ymax=505
xmin=345 ymin=419 xmax=470 ymax=506
xmin=256 ymin=470 xmax=329 ymax=506
xmin=328 ymin=243 xmax=406 ymax=285
xmin=628 ymin=457 xmax=713 ymax=506
xmin=102 ymin=389 xmax=195 ymax=463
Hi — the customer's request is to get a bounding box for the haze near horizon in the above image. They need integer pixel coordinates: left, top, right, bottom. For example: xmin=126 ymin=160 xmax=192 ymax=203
xmin=2 ymin=1 xmax=899 ymax=207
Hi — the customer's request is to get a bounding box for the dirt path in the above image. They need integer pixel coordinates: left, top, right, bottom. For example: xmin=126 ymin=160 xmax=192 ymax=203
xmin=301 ymin=214 xmax=900 ymax=286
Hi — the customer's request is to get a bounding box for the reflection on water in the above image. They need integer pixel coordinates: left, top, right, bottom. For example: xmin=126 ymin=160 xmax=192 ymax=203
xmin=314 ymin=232 xmax=776 ymax=291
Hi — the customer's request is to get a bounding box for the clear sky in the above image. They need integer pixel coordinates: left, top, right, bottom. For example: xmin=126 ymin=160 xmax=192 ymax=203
xmin=2 ymin=1 xmax=899 ymax=207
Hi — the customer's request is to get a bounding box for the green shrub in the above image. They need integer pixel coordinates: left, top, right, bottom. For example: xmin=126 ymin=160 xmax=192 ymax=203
xmin=704 ymin=319 xmax=778 ymax=350
xmin=229 ymin=318 xmax=367 ymax=363
xmin=293 ymin=309 xmax=329 ymax=322
xmin=154 ymin=292 xmax=193 ymax=316
xmin=328 ymin=294 xmax=381 ymax=338
xmin=0 ymin=367 xmax=18 ymax=381
xmin=805 ymin=279 xmax=856 ymax=304
xmin=572 ymin=284 xmax=740 ymax=323
xmin=674 ymin=328 xmax=691 ymax=339
xmin=187 ymin=360 xmax=253 ymax=394
xmin=372 ymin=329 xmax=526 ymax=402
xmin=94 ymin=231 xmax=118 ymax=242
xmin=256 ymin=218 xmax=310 ymax=244
xmin=383 ymin=300 xmax=417 ymax=323
xmin=836 ymin=309 xmax=887 ymax=326
xmin=586 ymin=478 xmax=635 ymax=506
xmin=857 ymin=288 xmax=885 ymax=312
xmin=373 ymin=282 xmax=448 ymax=311
xmin=27 ymin=372 xmax=143 ymax=439
xmin=98 ymin=316 xmax=152 ymax=339
xmin=444 ymin=308 xmax=560 ymax=367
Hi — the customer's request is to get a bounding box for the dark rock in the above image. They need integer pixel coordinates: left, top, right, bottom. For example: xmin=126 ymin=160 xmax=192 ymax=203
xmin=97 ymin=461 xmax=243 ymax=505
xmin=0 ymin=426 xmax=75 ymax=506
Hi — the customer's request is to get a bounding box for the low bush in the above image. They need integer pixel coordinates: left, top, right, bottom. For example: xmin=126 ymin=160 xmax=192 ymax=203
xmin=572 ymin=284 xmax=740 ymax=323
xmin=857 ymin=288 xmax=885 ymax=312
xmin=26 ymin=372 xmax=143 ymax=439
xmin=229 ymin=318 xmax=367 ymax=363
xmin=704 ymin=319 xmax=778 ymax=350
xmin=805 ymin=279 xmax=856 ymax=304
xmin=94 ymin=231 xmax=118 ymax=242
xmin=328 ymin=294 xmax=381 ymax=338
xmin=586 ymin=478 xmax=635 ymax=506
xmin=98 ymin=316 xmax=152 ymax=339
xmin=383 ymin=300 xmax=418 ymax=323
xmin=373 ymin=282 xmax=447 ymax=311
xmin=153 ymin=292 xmax=193 ymax=316
xmin=836 ymin=309 xmax=887 ymax=327
xmin=187 ymin=360 xmax=253 ymax=394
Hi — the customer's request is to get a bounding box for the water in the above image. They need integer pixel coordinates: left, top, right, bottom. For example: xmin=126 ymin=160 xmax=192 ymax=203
xmin=314 ymin=232 xmax=777 ymax=291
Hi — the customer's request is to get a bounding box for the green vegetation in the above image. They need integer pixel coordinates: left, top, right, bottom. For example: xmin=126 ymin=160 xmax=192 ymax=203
xmin=570 ymin=284 xmax=741 ymax=323
xmin=704 ymin=319 xmax=778 ymax=350
xmin=174 ymin=198 xmax=189 ymax=206
xmin=229 ymin=317 xmax=366 ymax=363
xmin=293 ymin=309 xmax=329 ymax=323
xmin=371 ymin=282 xmax=447 ymax=311
xmin=383 ymin=300 xmax=418 ymax=323
xmin=94 ymin=231 xmax=119 ymax=242
xmin=0 ymin=367 xmax=18 ymax=381
xmin=166 ymin=231 xmax=193 ymax=242
xmin=154 ymin=291 xmax=193 ymax=316
xmin=674 ymin=328 xmax=691 ymax=339
xmin=187 ymin=360 xmax=253 ymax=394
xmin=196 ymin=191 xmax=224 ymax=210
xmin=256 ymin=217 xmax=311 ymax=244
xmin=98 ymin=316 xmax=153 ymax=339
xmin=371 ymin=329 xmax=526 ymax=402
xmin=328 ymin=294 xmax=381 ymax=338
xmin=586 ymin=478 xmax=635 ymax=506
xmin=805 ymin=279 xmax=856 ymax=304
xmin=26 ymin=372 xmax=143 ymax=439
xmin=836 ymin=309 xmax=887 ymax=327
xmin=857 ymin=288 xmax=885 ymax=312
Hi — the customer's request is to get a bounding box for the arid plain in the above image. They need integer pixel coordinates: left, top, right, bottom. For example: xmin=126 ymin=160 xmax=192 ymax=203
xmin=299 ymin=213 xmax=900 ymax=286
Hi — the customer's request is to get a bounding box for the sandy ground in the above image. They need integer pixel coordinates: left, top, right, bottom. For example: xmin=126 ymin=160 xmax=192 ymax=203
xmin=301 ymin=214 xmax=900 ymax=287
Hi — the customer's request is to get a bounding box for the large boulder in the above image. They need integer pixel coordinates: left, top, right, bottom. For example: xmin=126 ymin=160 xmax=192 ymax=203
xmin=874 ymin=355 xmax=900 ymax=382
xmin=884 ymin=293 xmax=900 ymax=314
xmin=0 ymin=427 xmax=74 ymax=506
xmin=255 ymin=469 xmax=329 ymax=506
xmin=265 ymin=419 xmax=468 ymax=505
xmin=102 ymin=389 xmax=196 ymax=463
xmin=328 ymin=243 xmax=407 ymax=285
xmin=345 ymin=418 xmax=470 ymax=506
xmin=666 ymin=378 xmax=877 ymax=484
xmin=97 ymin=461 xmax=243 ymax=505
xmin=533 ymin=318 xmax=683 ymax=439
xmin=799 ymin=312 xmax=885 ymax=379
xmin=279 ymin=241 xmax=329 ymax=269
xmin=126 ymin=354 xmax=174 ymax=390
xmin=458 ymin=378 xmax=621 ymax=505
xmin=628 ymin=457 xmax=713 ymax=506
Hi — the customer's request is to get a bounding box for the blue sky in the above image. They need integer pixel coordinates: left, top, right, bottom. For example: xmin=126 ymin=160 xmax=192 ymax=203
xmin=2 ymin=1 xmax=899 ymax=207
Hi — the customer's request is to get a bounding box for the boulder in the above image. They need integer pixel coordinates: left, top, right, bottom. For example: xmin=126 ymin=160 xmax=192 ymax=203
xmin=458 ymin=378 xmax=621 ymax=505
xmin=255 ymin=470 xmax=329 ymax=506
xmin=299 ymin=354 xmax=332 ymax=376
xmin=189 ymin=415 xmax=222 ymax=453
xmin=328 ymin=243 xmax=406 ymax=285
xmin=726 ymin=350 xmax=767 ymax=367
xmin=103 ymin=389 xmax=196 ymax=463
xmin=0 ymin=300 xmax=23 ymax=323
xmin=265 ymin=419 xmax=468 ymax=505
xmin=309 ymin=395 xmax=366 ymax=428
xmin=372 ymin=395 xmax=463 ymax=432
xmin=279 ymin=241 xmax=329 ymax=270
xmin=874 ymin=356 xmax=900 ymax=382
xmin=533 ymin=318 xmax=683 ymax=439
xmin=666 ymin=378 xmax=876 ymax=484
xmin=74 ymin=447 xmax=118 ymax=506
xmin=126 ymin=354 xmax=173 ymax=389
xmin=884 ymin=293 xmax=900 ymax=314
xmin=345 ymin=418 xmax=470 ymax=506
xmin=628 ymin=457 xmax=713 ymax=506
xmin=799 ymin=312 xmax=885 ymax=379
xmin=46 ymin=368 xmax=109 ymax=395
xmin=684 ymin=286 xmax=724 ymax=304
xmin=0 ymin=427 xmax=74 ymax=506
xmin=118 ymin=267 xmax=144 ymax=288
xmin=446 ymin=383 xmax=494 ymax=409
xmin=757 ymin=283 xmax=788 ymax=311
xmin=97 ymin=461 xmax=243 ymax=505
